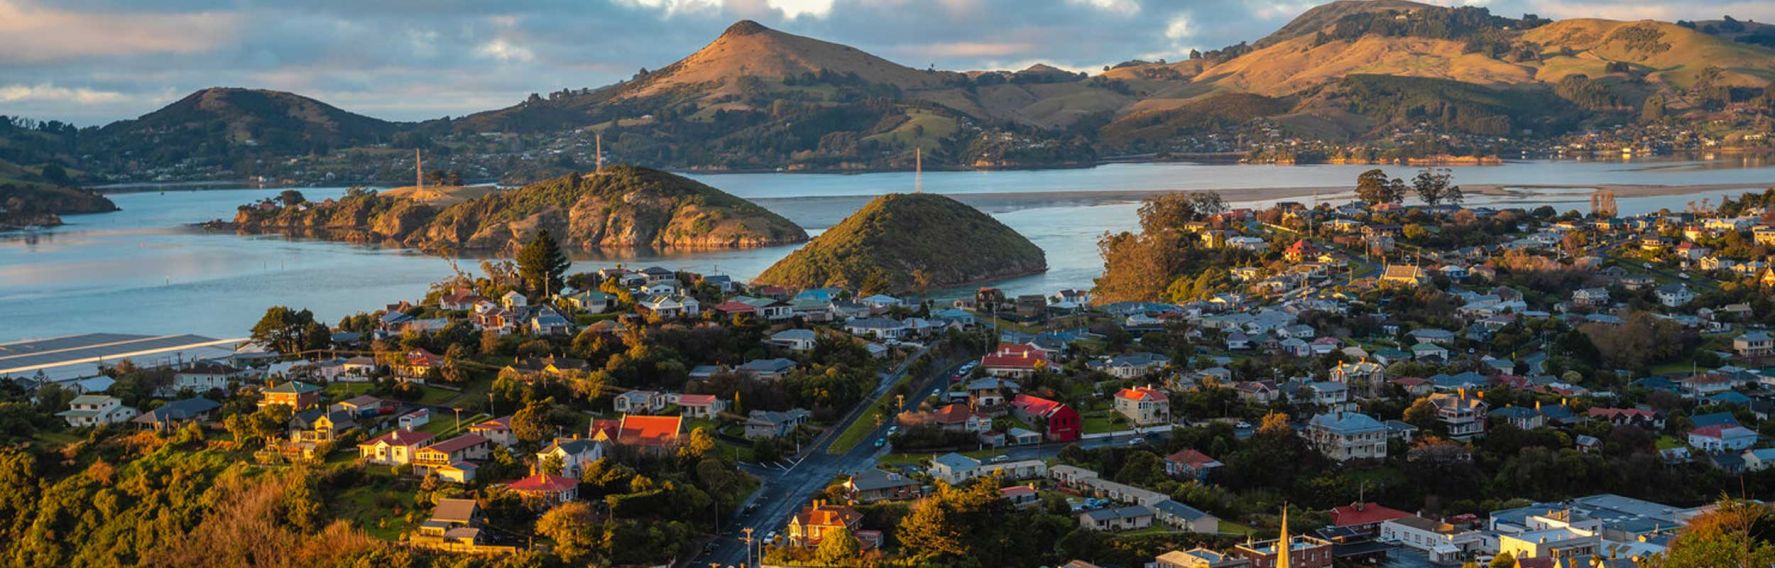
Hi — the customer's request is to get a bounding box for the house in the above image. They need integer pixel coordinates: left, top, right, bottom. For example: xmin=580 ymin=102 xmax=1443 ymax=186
xmin=1009 ymin=394 xmax=1081 ymax=442
xmin=1001 ymin=484 xmax=1041 ymax=508
xmin=769 ymin=329 xmax=818 ymax=352
xmin=438 ymin=289 xmax=485 ymax=311
xmin=1410 ymin=343 xmax=1449 ymax=361
xmin=965 ymin=377 xmax=1019 ymax=416
xmin=1744 ymin=448 xmax=1775 ymax=472
xmin=1328 ymin=502 xmax=1410 ymax=536
xmin=57 ymin=395 xmax=138 ymax=428
xmin=613 ymin=390 xmax=668 ymax=414
xmin=528 ymin=307 xmax=572 ymax=336
xmin=1656 ymin=283 xmax=1694 ymax=307
xmin=537 ymin=437 xmax=606 ymax=477
xmin=1379 ymin=264 xmax=1426 ymax=288
xmin=1284 ymin=239 xmax=1319 ymax=262
xmin=173 ymin=362 xmax=247 ymax=394
xmin=1114 ymin=386 xmax=1171 ymax=426
xmin=500 ymin=291 xmax=528 ymax=310
xmin=787 ymin=500 xmax=864 ymax=547
xmin=1306 ymin=381 xmax=1348 ymax=407
xmin=1427 ymin=390 xmax=1488 ymax=440
xmin=1164 ymin=449 xmax=1223 ymax=481
xmin=1079 ymin=505 xmax=1155 ymax=531
xmin=412 ymin=498 xmax=489 ymax=550
xmin=845 ymin=317 xmax=907 ymax=339
xmin=260 ymin=381 xmax=323 ymax=409
xmin=1736 ymin=331 xmax=1773 ymax=358
xmin=1572 ymin=288 xmax=1611 ymax=307
xmin=711 ymin=300 xmax=758 ymax=317
xmin=1587 ymin=407 xmax=1664 ymax=430
xmin=981 ymin=343 xmax=1047 ymax=378
xmin=505 ymin=473 xmax=578 ymax=509
xmin=287 ymin=409 xmax=357 ymax=447
xmin=331 ymin=394 xmax=393 ymax=418
xmin=1380 ymin=516 xmax=1485 ymax=564
xmin=675 ymin=393 xmax=728 ymax=419
xmin=358 ymin=429 xmax=436 ymax=465
xmin=563 ymin=290 xmax=614 ymax=313
xmin=845 ymin=469 xmax=922 ymax=502
xmin=640 ymin=294 xmax=699 ymax=318
xmin=737 ymin=358 xmax=796 ymax=380
xmin=1307 ymin=412 xmax=1388 ymax=462
xmin=1330 ymin=361 xmax=1386 ymax=398
xmin=469 ymin=416 xmax=516 ymax=446
xmin=1090 ymin=353 xmax=1170 ymax=379
xmin=413 ymin=434 xmax=492 ymax=472
xmin=131 ymin=397 xmax=220 ymax=432
xmin=590 ymin=414 xmax=684 ymax=455
xmin=1152 ymin=499 xmax=1219 ymax=533
xmin=930 ymin=452 xmax=982 ymax=485
xmin=927 ymin=403 xmax=992 ymax=433
xmin=741 ymin=408 xmax=812 ymax=440
xmin=1689 ymin=424 xmax=1758 ymax=453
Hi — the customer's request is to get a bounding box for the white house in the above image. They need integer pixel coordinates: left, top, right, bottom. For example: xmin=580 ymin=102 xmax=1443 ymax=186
xmin=56 ymin=395 xmax=138 ymax=428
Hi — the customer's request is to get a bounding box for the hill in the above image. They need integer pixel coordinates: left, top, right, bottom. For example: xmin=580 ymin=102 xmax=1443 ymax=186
xmin=619 ymin=20 xmax=954 ymax=99
xmin=754 ymin=193 xmax=1046 ymax=294
xmin=82 ymin=88 xmax=403 ymax=171
xmin=0 ymin=183 xmax=119 ymax=229
xmin=228 ymin=165 xmax=806 ymax=252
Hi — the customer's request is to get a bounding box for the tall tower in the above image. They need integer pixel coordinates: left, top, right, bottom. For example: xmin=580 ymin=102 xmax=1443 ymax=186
xmin=415 ymin=149 xmax=423 ymax=190
xmin=914 ymin=146 xmax=923 ymax=193
xmin=596 ymin=133 xmax=604 ymax=174
xmin=1277 ymin=507 xmax=1291 ymax=568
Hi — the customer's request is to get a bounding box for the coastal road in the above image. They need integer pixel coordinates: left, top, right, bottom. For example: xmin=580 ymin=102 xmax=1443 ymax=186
xmin=694 ymin=345 xmax=935 ymax=568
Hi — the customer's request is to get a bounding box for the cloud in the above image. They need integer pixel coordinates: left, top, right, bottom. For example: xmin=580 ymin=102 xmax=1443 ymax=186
xmin=477 ymin=39 xmax=536 ymax=62
xmin=0 ymin=83 xmax=130 ymax=104
xmin=767 ymin=0 xmax=835 ymax=18
xmin=1069 ymin=0 xmax=1140 ymax=16
xmin=905 ymin=41 xmax=1040 ymax=58
xmin=0 ymin=0 xmax=238 ymax=64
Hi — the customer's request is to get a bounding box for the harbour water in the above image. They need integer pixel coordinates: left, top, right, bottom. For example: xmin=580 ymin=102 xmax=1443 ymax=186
xmin=4 ymin=159 xmax=1773 ymax=341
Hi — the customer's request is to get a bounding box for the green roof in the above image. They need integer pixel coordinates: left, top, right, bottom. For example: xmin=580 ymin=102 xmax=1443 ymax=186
xmin=267 ymin=381 xmax=322 ymax=394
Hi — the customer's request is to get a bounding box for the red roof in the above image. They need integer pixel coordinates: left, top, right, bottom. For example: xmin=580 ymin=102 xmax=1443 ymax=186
xmin=1000 ymin=486 xmax=1036 ymax=498
xmin=471 ymin=416 xmax=512 ymax=431
xmin=713 ymin=301 xmax=757 ymax=314
xmin=1588 ymin=407 xmax=1656 ymax=419
xmin=931 ymin=404 xmax=975 ymax=425
xmin=1691 ymin=424 xmax=1747 ymax=438
xmin=677 ymin=394 xmax=718 ymax=407
xmin=407 ymin=348 xmax=442 ymax=367
xmin=1286 ymin=239 xmax=1318 ymax=256
xmin=506 ymin=473 xmax=577 ymax=493
xmin=359 ymin=429 xmax=434 ymax=448
xmin=1165 ymin=448 xmax=1219 ymax=468
xmin=1329 ymin=502 xmax=1411 ymax=527
xmin=615 ymin=415 xmax=683 ymax=447
xmin=1393 ymin=377 xmax=1428 ymax=387
xmin=1010 ymin=394 xmax=1063 ymax=416
xmin=1116 ymin=387 xmax=1167 ymax=402
xmin=982 ymin=344 xmax=1046 ymax=369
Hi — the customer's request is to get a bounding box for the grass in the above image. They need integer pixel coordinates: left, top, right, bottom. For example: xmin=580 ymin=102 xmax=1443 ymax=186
xmin=324 ymin=382 xmax=375 ymax=399
xmin=417 ymin=385 xmax=460 ymax=405
xmin=31 ymin=430 xmax=81 ymax=446
xmin=1082 ymin=414 xmax=1121 ymax=435
xmin=1656 ymin=435 xmax=1684 ymax=450
xmin=1216 ymin=519 xmax=1258 ymax=536
xmin=828 ymin=357 xmax=925 ymax=455
xmin=332 ymin=479 xmax=418 ymax=541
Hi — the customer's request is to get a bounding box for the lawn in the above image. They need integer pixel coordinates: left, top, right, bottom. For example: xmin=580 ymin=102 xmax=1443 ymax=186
xmin=418 ymin=385 xmax=460 ymax=405
xmin=829 ymin=401 xmax=891 ymax=455
xmin=30 ymin=430 xmax=81 ymax=446
xmin=1081 ymin=412 xmax=1123 ymax=435
xmin=1655 ymin=435 xmax=1684 ymax=450
xmin=323 ymin=382 xmax=375 ymax=399
xmin=331 ymin=479 xmax=418 ymax=541
xmin=1216 ymin=519 xmax=1258 ymax=536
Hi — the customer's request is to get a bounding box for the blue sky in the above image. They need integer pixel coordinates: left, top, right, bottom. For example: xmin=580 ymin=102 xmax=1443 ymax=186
xmin=2 ymin=0 xmax=1771 ymax=125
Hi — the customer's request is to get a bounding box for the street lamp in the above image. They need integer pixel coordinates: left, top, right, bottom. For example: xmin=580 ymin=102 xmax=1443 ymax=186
xmin=741 ymin=527 xmax=755 ymax=568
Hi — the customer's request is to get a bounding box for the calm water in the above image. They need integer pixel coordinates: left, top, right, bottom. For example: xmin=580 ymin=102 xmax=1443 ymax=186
xmin=4 ymin=159 xmax=1773 ymax=341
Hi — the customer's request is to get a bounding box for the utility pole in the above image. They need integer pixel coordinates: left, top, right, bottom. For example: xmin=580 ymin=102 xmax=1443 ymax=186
xmin=742 ymin=527 xmax=755 ymax=568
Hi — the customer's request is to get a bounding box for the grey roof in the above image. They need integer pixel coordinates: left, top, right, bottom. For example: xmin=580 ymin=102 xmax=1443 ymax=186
xmin=770 ymin=329 xmax=816 ymax=341
xmin=1084 ymin=505 xmax=1153 ymax=522
xmin=933 ymin=452 xmax=979 ymax=470
xmin=133 ymin=397 xmax=221 ymax=424
xmin=1151 ymin=499 xmax=1213 ymax=521
xmin=738 ymin=358 xmax=796 ymax=373
xmin=432 ymin=498 xmax=479 ymax=524
xmin=850 ymin=469 xmax=918 ymax=491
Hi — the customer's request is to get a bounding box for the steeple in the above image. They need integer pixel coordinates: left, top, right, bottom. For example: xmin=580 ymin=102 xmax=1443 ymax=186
xmin=1278 ymin=507 xmax=1290 ymax=568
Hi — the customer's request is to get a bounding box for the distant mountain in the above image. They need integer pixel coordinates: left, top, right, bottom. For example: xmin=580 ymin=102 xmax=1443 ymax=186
xmin=82 ymin=88 xmax=403 ymax=172
xmin=17 ymin=3 xmax=1775 ymax=182
xmin=228 ymin=165 xmax=806 ymax=252
xmin=754 ymin=193 xmax=1046 ymax=294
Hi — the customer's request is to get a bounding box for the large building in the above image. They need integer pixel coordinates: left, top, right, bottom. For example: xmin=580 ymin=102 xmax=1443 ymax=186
xmin=0 ymin=333 xmax=243 ymax=386
xmin=1306 ymin=412 xmax=1388 ymax=462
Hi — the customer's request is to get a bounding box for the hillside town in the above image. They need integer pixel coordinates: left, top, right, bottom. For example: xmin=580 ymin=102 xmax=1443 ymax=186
xmin=10 ymin=179 xmax=1775 ymax=566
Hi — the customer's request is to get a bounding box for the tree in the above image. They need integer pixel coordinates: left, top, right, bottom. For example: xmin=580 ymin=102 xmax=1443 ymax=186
xmin=1412 ymin=168 xmax=1459 ymax=206
xmin=1404 ymin=397 xmax=1439 ymax=430
xmin=1488 ymin=552 xmax=1515 ymax=568
xmin=277 ymin=189 xmax=306 ymax=207
xmin=535 ymin=501 xmax=601 ymax=564
xmin=1653 ymin=499 xmax=1775 ymax=567
xmin=517 ymin=229 xmax=570 ymax=298
xmin=815 ymin=526 xmax=862 ymax=566
xmin=1356 ymin=169 xmax=1405 ymax=204
xmin=511 ymin=400 xmax=552 ymax=444
xmin=250 ymin=306 xmax=330 ymax=356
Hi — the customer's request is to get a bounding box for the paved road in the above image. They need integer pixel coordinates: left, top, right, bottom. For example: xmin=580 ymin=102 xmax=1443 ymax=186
xmin=693 ymin=346 xmax=935 ymax=568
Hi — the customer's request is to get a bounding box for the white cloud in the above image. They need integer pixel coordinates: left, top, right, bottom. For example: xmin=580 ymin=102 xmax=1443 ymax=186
xmin=0 ymin=0 xmax=238 ymax=63
xmin=0 ymin=84 xmax=130 ymax=105
xmin=612 ymin=0 xmax=723 ymax=17
xmin=767 ymin=0 xmax=835 ymax=18
xmin=1165 ymin=14 xmax=1194 ymax=40
xmin=476 ymin=39 xmax=535 ymax=63
xmin=1069 ymin=0 xmax=1140 ymax=16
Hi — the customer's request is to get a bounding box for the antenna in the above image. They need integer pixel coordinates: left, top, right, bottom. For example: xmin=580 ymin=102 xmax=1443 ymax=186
xmin=415 ymin=149 xmax=423 ymax=191
xmin=596 ymin=133 xmax=604 ymax=173
xmin=915 ymin=146 xmax=923 ymax=193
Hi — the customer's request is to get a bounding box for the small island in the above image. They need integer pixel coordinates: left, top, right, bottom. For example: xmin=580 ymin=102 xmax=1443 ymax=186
xmin=755 ymin=192 xmax=1047 ymax=294
xmin=0 ymin=183 xmax=119 ymax=230
xmin=222 ymin=165 xmax=808 ymax=253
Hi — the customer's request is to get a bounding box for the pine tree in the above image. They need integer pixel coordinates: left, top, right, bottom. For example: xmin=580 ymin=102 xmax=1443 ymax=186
xmin=517 ymin=229 xmax=570 ymax=297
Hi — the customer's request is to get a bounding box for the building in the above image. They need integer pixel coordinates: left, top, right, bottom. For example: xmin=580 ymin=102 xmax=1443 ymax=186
xmin=736 ymin=358 xmax=797 ymax=380
xmin=1156 ymin=548 xmax=1250 ymax=568
xmin=1307 ymin=412 xmax=1388 ymax=462
xmin=357 ymin=429 xmax=436 ymax=465
xmin=1114 ymin=386 xmax=1171 ymax=426
xmin=1379 ymin=516 xmax=1484 ymax=564
xmin=1736 ymin=331 xmax=1773 ymax=358
xmin=845 ymin=469 xmax=922 ymax=503
xmin=537 ymin=437 xmax=605 ymax=477
xmin=1232 ymin=535 xmax=1334 ymax=568
xmin=1427 ymin=390 xmax=1488 ymax=440
xmin=1091 ymin=353 xmax=1170 ymax=379
xmin=469 ymin=416 xmax=516 ymax=446
xmin=413 ymin=434 xmax=492 ymax=472
xmin=1152 ymin=499 xmax=1220 ymax=533
xmin=787 ymin=500 xmax=863 ymax=547
xmin=1330 ymin=361 xmax=1386 ymax=398
xmin=505 ymin=473 xmax=578 ymax=509
xmin=1079 ymin=505 xmax=1155 ymax=531
xmin=768 ymin=329 xmax=818 ymax=352
xmin=981 ymin=343 xmax=1047 ymax=378
xmin=1328 ymin=502 xmax=1410 ymax=537
xmin=675 ymin=393 xmax=728 ymax=419
xmin=260 ymin=381 xmax=323 ymax=409
xmin=1009 ymin=394 xmax=1081 ymax=442
xmin=613 ymin=390 xmax=668 ymax=414
xmin=745 ymin=409 xmax=810 ymax=439
xmin=1655 ymin=283 xmax=1694 ymax=307
xmin=1689 ymin=424 xmax=1758 ymax=452
xmin=1379 ymin=264 xmax=1426 ymax=288
xmin=1163 ymin=448 xmax=1222 ymax=481
xmin=590 ymin=414 xmax=684 ymax=455
xmin=131 ymin=397 xmax=221 ymax=432
xmin=57 ymin=395 xmax=138 ymax=427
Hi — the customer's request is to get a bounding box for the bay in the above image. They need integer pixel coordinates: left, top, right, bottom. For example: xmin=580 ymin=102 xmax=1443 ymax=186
xmin=3 ymin=159 xmax=1773 ymax=342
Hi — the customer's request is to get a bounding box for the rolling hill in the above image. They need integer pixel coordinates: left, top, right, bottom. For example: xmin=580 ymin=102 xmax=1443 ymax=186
xmin=754 ymin=193 xmax=1046 ymax=294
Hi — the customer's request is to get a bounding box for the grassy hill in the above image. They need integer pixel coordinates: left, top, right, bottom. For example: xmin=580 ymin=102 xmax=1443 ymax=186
xmin=754 ymin=193 xmax=1046 ymax=294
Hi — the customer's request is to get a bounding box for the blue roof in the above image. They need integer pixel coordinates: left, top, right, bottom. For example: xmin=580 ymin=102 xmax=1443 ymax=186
xmin=1431 ymin=371 xmax=1485 ymax=389
xmin=1709 ymin=392 xmax=1753 ymax=406
xmin=1310 ymin=412 xmax=1386 ymax=435
xmin=1692 ymin=412 xmax=1741 ymax=429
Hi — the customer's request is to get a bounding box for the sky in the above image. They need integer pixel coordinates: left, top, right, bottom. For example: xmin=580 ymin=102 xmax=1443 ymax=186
xmin=3 ymin=0 xmax=1773 ymax=126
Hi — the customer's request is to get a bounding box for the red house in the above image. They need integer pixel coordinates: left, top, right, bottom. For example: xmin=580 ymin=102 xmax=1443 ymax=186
xmin=1009 ymin=394 xmax=1080 ymax=442
xmin=981 ymin=343 xmax=1047 ymax=378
